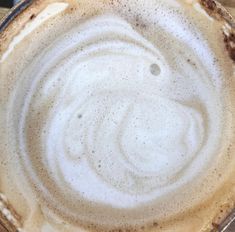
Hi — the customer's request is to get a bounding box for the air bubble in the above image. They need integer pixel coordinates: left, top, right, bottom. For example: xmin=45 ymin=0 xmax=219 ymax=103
xmin=150 ymin=63 xmax=161 ymax=76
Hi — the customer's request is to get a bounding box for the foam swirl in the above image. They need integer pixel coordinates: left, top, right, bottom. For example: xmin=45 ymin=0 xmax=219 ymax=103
xmin=2 ymin=1 xmax=235 ymax=230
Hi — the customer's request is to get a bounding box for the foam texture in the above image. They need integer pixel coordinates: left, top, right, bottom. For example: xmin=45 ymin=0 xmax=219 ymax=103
xmin=0 ymin=0 xmax=235 ymax=231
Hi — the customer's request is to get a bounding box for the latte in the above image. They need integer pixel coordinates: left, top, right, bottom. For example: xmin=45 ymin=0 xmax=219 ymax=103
xmin=0 ymin=0 xmax=235 ymax=231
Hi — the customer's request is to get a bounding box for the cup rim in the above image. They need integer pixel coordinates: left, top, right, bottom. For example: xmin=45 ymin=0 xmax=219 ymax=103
xmin=0 ymin=0 xmax=33 ymax=32
xmin=0 ymin=0 xmax=234 ymax=231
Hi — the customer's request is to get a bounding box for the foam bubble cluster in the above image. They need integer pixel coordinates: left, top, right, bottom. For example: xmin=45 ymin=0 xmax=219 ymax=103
xmin=1 ymin=0 xmax=235 ymax=231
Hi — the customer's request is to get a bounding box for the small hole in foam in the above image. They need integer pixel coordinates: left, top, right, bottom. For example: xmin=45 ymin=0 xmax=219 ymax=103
xmin=150 ymin=63 xmax=161 ymax=76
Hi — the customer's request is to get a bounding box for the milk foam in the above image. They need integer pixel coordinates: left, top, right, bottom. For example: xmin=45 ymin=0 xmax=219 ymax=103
xmin=20 ymin=14 xmax=211 ymax=206
xmin=0 ymin=0 xmax=235 ymax=231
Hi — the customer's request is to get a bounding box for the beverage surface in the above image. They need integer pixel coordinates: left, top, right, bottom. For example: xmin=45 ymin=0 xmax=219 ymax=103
xmin=0 ymin=0 xmax=235 ymax=231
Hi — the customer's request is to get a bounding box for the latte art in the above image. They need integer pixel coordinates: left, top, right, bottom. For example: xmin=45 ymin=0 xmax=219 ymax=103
xmin=0 ymin=0 xmax=235 ymax=231
xmin=19 ymin=14 xmax=209 ymax=198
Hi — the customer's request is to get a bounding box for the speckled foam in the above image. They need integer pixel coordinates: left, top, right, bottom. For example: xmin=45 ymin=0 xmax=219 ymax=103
xmin=0 ymin=0 xmax=235 ymax=231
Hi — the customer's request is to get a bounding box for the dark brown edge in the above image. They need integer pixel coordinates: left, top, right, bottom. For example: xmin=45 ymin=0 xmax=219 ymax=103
xmin=200 ymin=0 xmax=235 ymax=62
